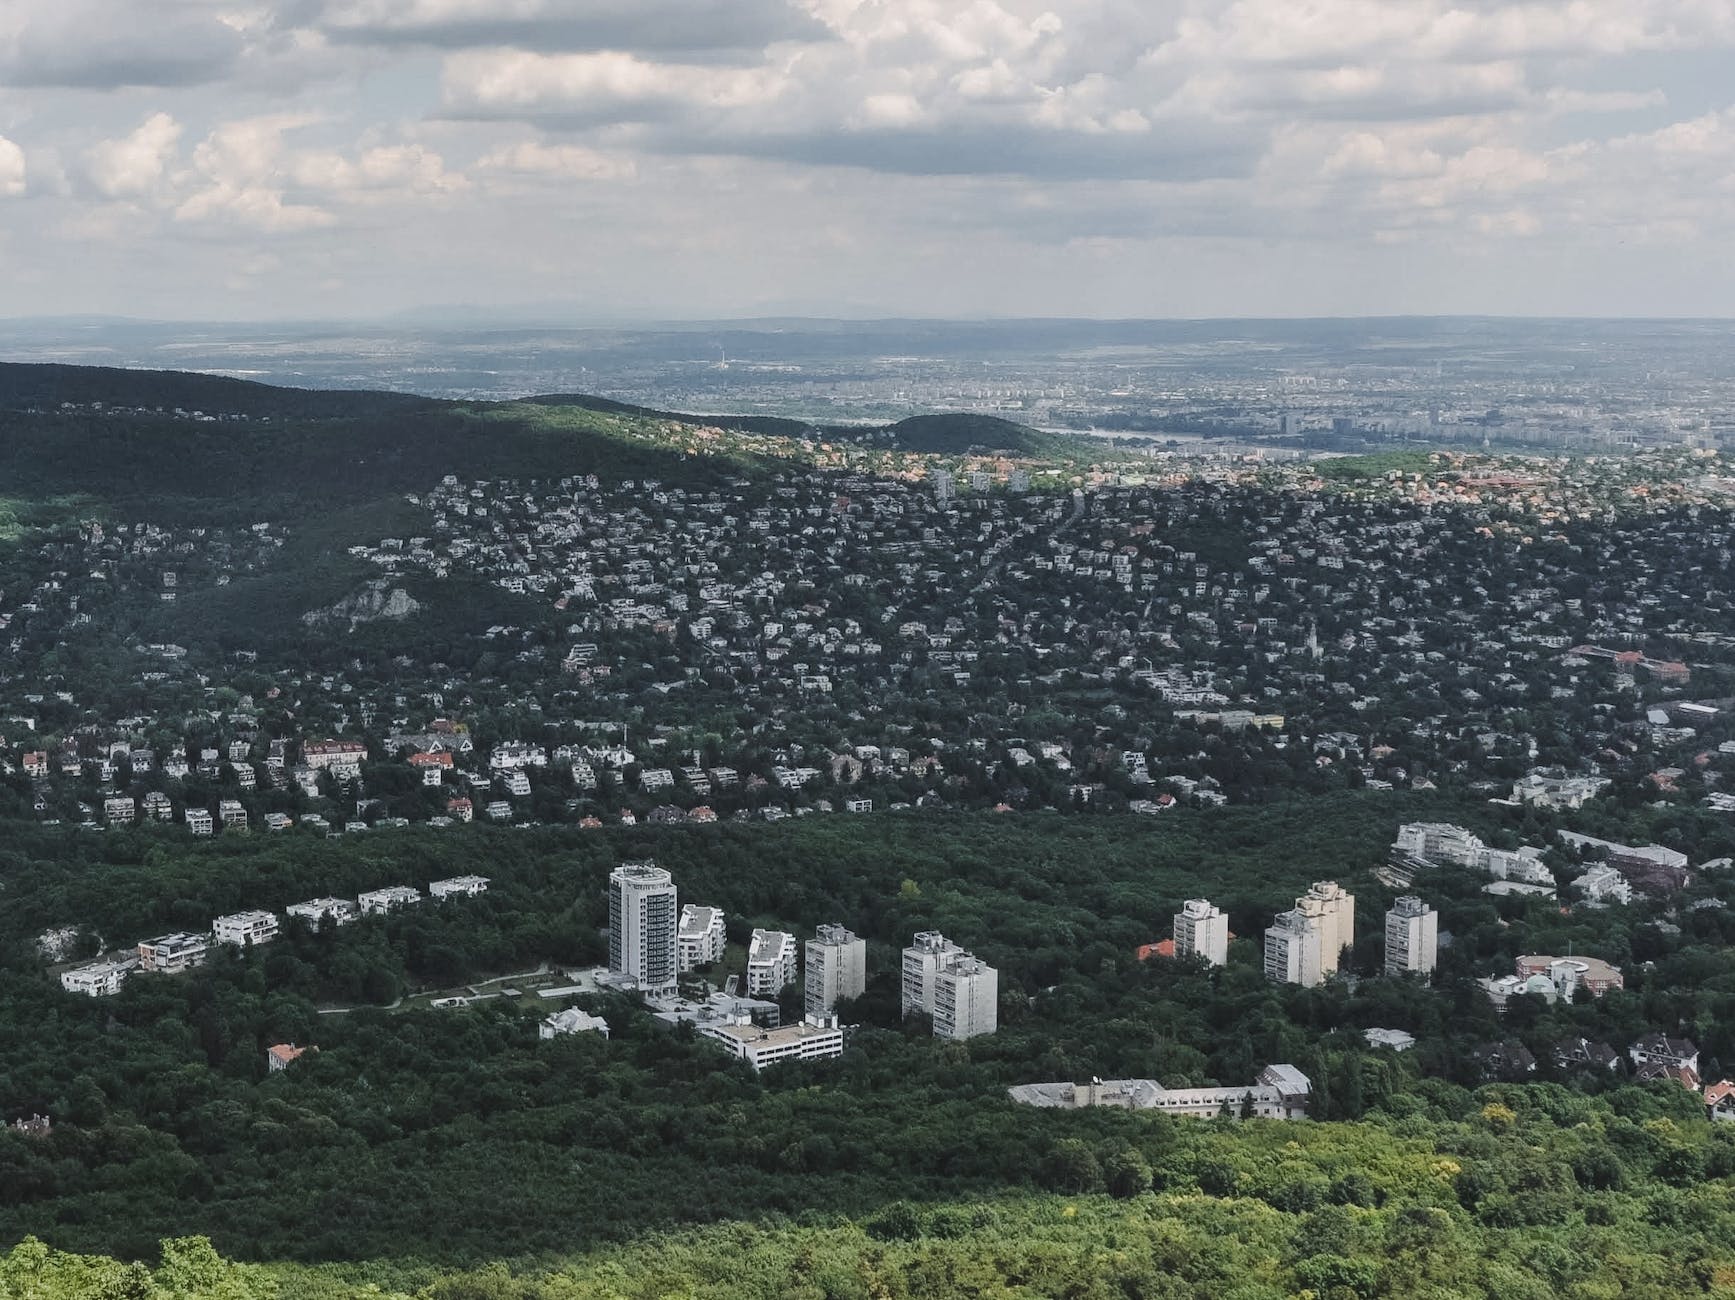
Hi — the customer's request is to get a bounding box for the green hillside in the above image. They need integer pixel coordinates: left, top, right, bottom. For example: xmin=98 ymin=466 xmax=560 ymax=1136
xmin=879 ymin=411 xmax=1071 ymax=455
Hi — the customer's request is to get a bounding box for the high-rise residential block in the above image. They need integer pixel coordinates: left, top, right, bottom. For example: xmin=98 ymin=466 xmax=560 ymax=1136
xmin=608 ymin=861 xmax=678 ymax=992
xmin=805 ymin=924 xmax=867 ymax=1017
xmin=901 ymin=930 xmax=961 ymax=1018
xmin=1304 ymin=881 xmax=1355 ymax=974
xmin=1384 ymin=896 xmax=1439 ymax=976
xmin=933 ymin=954 xmax=998 ymax=1040
xmin=1173 ymin=898 xmax=1229 ymax=966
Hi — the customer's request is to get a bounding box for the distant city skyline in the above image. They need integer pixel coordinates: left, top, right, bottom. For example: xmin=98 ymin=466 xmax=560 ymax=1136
xmin=1 ymin=1 xmax=1733 ymax=320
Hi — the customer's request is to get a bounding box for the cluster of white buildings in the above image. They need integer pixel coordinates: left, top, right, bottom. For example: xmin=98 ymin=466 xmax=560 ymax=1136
xmin=1393 ymin=823 xmax=1557 ymax=897
xmin=57 ymin=874 xmax=491 ymax=997
xmin=604 ymin=861 xmax=872 ymax=1068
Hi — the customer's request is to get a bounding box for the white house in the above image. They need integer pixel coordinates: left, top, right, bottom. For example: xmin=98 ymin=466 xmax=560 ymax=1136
xmin=212 ymin=910 xmax=279 ymax=947
xmin=60 ymin=959 xmax=135 ymax=997
xmin=286 ymin=898 xmax=358 ymax=930
xmin=430 ymin=875 xmax=490 ymax=900
xmin=539 ymin=1007 xmax=610 ymax=1039
xmin=358 ymin=886 xmax=423 ymax=916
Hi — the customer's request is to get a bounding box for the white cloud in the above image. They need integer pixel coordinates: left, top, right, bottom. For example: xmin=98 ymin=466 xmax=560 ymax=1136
xmin=2 ymin=0 xmax=1734 ymax=314
xmin=85 ymin=113 xmax=183 ymax=198
xmin=0 ymin=135 xmax=25 ymax=197
xmin=478 ymin=141 xmax=636 ymax=180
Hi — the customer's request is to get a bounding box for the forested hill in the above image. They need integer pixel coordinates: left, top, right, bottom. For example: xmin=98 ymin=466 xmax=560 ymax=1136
xmin=0 ymin=362 xmax=1077 ymax=522
xmin=0 ymin=362 xmax=435 ymax=421
xmin=525 ymin=393 xmax=1074 ymax=455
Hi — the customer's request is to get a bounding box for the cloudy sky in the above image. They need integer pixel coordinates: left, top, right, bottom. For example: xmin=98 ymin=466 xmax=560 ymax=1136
xmin=1 ymin=0 xmax=1733 ymax=320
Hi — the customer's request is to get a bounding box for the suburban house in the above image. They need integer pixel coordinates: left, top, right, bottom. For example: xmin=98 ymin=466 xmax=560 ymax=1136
xmin=286 ymin=897 xmax=359 ymax=930
xmin=358 ymin=886 xmax=423 ymax=915
xmin=539 ymin=1008 xmax=610 ymax=1039
xmin=266 ymin=1043 xmax=313 ymax=1072
xmin=60 ymin=959 xmax=135 ymax=997
xmin=212 ymin=911 xmax=279 ymax=947
xmin=137 ymin=932 xmax=211 ymax=973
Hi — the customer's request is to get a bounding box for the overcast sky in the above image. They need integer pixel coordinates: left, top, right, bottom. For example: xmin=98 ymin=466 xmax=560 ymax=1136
xmin=1 ymin=0 xmax=1732 ymax=321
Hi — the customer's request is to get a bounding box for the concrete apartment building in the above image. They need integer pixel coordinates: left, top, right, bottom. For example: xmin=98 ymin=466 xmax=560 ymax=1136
xmin=746 ymin=928 xmax=799 ymax=995
xmin=934 ymin=954 xmax=998 ymax=1040
xmin=609 ymin=861 xmax=678 ymax=992
xmin=1264 ymin=882 xmax=1355 ymax=987
xmin=677 ymin=904 xmax=726 ymax=971
xmin=1263 ymin=908 xmax=1322 ymax=987
xmin=212 ymin=910 xmax=279 ymax=947
xmin=1173 ymin=898 xmax=1229 ymax=966
xmin=1384 ymin=896 xmax=1438 ymax=976
xmin=1304 ymin=881 xmax=1355 ymax=973
xmin=137 ymin=932 xmax=211 ymax=973
xmin=429 ymin=875 xmax=490 ymax=899
xmin=902 ymin=930 xmax=999 ymax=1039
xmin=901 ymin=931 xmax=961 ymax=1017
xmin=805 ymin=924 xmax=867 ymax=1017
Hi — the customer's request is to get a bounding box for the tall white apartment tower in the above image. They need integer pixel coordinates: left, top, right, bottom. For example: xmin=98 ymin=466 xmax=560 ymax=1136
xmin=806 ymin=924 xmax=867 ymax=1018
xmin=608 ymin=861 xmax=678 ymax=992
xmin=1384 ymin=896 xmax=1439 ymax=977
xmin=1304 ymin=881 xmax=1355 ymax=974
xmin=1173 ymin=898 xmax=1229 ymax=967
xmin=901 ymin=931 xmax=961 ymax=1017
xmin=1264 ymin=908 xmax=1324 ymax=987
xmin=933 ymin=955 xmax=998 ymax=1040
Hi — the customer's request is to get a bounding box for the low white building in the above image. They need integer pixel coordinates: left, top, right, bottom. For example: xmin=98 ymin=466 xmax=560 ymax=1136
xmin=700 ymin=1013 xmax=845 ymax=1070
xmin=1575 ymin=864 xmax=1634 ymax=905
xmin=60 ymin=959 xmax=135 ymax=997
xmin=540 ymin=1007 xmax=610 ymax=1039
xmin=137 ymin=932 xmax=211 ymax=973
xmin=1363 ymin=1028 xmax=1417 ymax=1051
xmin=212 ymin=910 xmax=279 ymax=947
xmin=1010 ymin=1064 xmax=1311 ymax=1120
xmin=286 ymin=897 xmax=359 ymax=930
xmin=358 ymin=885 xmax=423 ymax=916
xmin=429 ymin=875 xmax=490 ymax=900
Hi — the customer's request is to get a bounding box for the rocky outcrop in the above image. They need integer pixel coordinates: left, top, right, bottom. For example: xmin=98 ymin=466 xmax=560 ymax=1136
xmin=303 ymin=580 xmax=421 ymax=630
